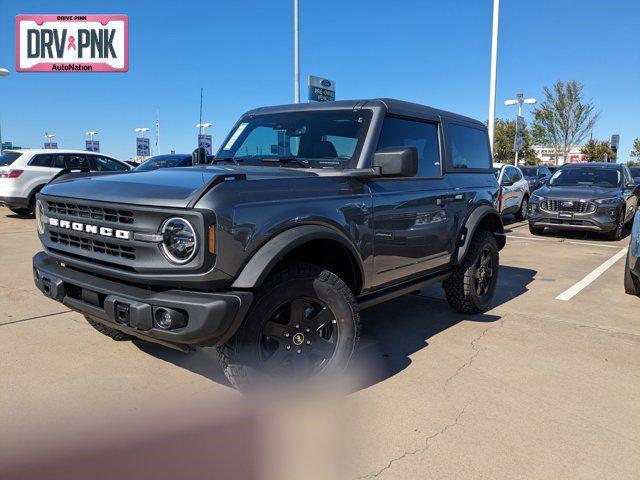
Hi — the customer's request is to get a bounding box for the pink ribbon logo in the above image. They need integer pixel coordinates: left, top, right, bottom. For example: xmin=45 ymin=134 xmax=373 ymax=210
xmin=67 ymin=36 xmax=76 ymax=50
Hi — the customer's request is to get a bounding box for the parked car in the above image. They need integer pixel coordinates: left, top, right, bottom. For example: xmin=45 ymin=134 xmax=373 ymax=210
xmin=628 ymin=166 xmax=640 ymax=184
xmin=520 ymin=165 xmax=553 ymax=192
xmin=0 ymin=149 xmax=130 ymax=215
xmin=33 ymin=98 xmax=505 ymax=390
xmin=624 ymin=211 xmax=640 ymax=295
xmin=135 ymin=153 xmax=217 ymax=171
xmin=493 ymin=163 xmax=530 ymax=220
xmin=528 ymin=162 xmax=639 ymax=240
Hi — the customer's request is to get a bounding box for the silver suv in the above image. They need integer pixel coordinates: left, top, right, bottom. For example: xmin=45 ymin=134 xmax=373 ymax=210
xmin=493 ymin=162 xmax=531 ymax=221
xmin=0 ymin=149 xmax=130 ymax=214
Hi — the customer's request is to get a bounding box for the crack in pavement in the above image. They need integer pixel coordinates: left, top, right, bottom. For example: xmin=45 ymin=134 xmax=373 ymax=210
xmin=1 ymin=310 xmax=72 ymax=326
xmin=354 ymin=399 xmax=474 ymax=479
xmin=442 ymin=318 xmax=505 ymax=392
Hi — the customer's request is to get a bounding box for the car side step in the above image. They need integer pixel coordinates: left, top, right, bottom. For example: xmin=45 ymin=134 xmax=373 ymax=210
xmin=357 ymin=270 xmax=451 ymax=310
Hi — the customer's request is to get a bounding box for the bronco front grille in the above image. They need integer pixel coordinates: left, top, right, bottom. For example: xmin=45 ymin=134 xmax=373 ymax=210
xmin=49 ymin=231 xmax=136 ymax=260
xmin=46 ymin=200 xmax=134 ymax=224
xmin=541 ymin=199 xmax=596 ymax=214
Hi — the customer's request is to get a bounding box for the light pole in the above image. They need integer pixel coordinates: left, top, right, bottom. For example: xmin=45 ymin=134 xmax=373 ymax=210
xmin=504 ymin=94 xmax=536 ymax=166
xmin=0 ymin=68 xmax=9 ymax=152
xmin=487 ymin=0 xmax=500 ymax=154
xmin=294 ymin=0 xmax=300 ymax=103
xmin=44 ymin=132 xmax=56 ymax=148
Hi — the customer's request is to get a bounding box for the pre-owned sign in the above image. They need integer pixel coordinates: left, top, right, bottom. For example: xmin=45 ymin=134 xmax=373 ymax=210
xmin=16 ymin=14 xmax=128 ymax=72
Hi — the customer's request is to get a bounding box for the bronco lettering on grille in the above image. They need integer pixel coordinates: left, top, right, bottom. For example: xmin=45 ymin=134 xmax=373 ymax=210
xmin=48 ymin=218 xmax=131 ymax=240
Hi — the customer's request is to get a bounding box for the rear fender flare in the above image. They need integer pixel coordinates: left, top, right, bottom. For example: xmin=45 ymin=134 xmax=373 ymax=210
xmin=456 ymin=205 xmax=505 ymax=264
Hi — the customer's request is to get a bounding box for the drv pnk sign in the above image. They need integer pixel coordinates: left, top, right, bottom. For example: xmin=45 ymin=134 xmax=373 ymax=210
xmin=16 ymin=14 xmax=128 ymax=72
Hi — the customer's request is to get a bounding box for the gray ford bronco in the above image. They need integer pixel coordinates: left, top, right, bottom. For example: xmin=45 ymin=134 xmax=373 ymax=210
xmin=32 ymin=99 xmax=505 ymax=389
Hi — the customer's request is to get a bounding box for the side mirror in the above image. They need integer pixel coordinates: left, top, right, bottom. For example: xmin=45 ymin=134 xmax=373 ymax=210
xmin=372 ymin=147 xmax=418 ymax=177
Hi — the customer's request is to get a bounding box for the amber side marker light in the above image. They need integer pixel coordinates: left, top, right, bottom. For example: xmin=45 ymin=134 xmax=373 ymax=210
xmin=208 ymin=225 xmax=216 ymax=254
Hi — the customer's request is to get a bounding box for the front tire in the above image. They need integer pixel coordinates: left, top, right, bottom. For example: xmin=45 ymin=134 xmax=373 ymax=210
xmin=444 ymin=230 xmax=499 ymax=314
xmin=529 ymin=223 xmax=544 ymax=235
xmin=514 ymin=196 xmax=529 ymax=221
xmin=608 ymin=213 xmax=625 ymax=241
xmin=217 ymin=262 xmax=360 ymax=392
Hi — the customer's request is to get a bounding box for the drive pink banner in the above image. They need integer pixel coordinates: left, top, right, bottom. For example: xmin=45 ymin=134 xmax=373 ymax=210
xmin=16 ymin=14 xmax=128 ymax=72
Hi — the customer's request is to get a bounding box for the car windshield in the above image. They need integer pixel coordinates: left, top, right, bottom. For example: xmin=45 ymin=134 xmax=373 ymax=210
xmin=216 ymin=110 xmax=373 ymax=169
xmin=629 ymin=167 xmax=640 ymax=178
xmin=136 ymin=156 xmax=188 ymax=171
xmin=549 ymin=167 xmax=621 ymax=188
xmin=520 ymin=167 xmax=538 ymax=177
xmin=0 ymin=152 xmax=22 ymax=166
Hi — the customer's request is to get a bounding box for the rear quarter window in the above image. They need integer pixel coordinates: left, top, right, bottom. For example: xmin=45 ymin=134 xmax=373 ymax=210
xmin=447 ymin=124 xmax=491 ymax=170
xmin=0 ymin=152 xmax=22 ymax=166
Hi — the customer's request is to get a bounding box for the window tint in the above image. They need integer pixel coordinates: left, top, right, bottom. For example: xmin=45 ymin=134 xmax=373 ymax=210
xmin=92 ymin=155 xmax=128 ymax=171
xmin=376 ymin=117 xmax=441 ymax=177
xmin=510 ymin=167 xmax=523 ymax=182
xmin=540 ymin=167 xmax=551 ymax=176
xmin=51 ymin=154 xmax=66 ymax=169
xmin=30 ymin=155 xmax=53 ymax=167
xmin=448 ymin=124 xmax=491 ymax=169
xmin=0 ymin=152 xmax=23 ymax=166
xmin=64 ymin=154 xmax=90 ymax=169
xmin=500 ymin=168 xmax=513 ymax=183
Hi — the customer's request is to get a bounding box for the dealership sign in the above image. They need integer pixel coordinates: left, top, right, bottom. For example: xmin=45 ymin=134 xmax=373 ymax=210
xmin=85 ymin=140 xmax=100 ymax=152
xmin=16 ymin=14 xmax=128 ymax=72
xmin=198 ymin=134 xmax=212 ymax=155
xmin=308 ymin=76 xmax=335 ymax=102
xmin=136 ymin=138 xmax=150 ymax=157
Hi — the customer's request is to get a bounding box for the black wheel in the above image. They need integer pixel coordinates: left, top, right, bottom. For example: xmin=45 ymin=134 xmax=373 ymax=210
xmin=218 ymin=262 xmax=360 ymax=392
xmin=608 ymin=213 xmax=624 ymax=241
xmin=624 ymin=250 xmax=640 ymax=295
xmin=85 ymin=316 xmax=134 ymax=341
xmin=218 ymin=263 xmax=360 ymax=391
xmin=8 ymin=207 xmax=32 ymax=216
xmin=514 ymin=196 xmax=529 ymax=221
xmin=444 ymin=230 xmax=499 ymax=314
xmin=529 ymin=223 xmax=544 ymax=235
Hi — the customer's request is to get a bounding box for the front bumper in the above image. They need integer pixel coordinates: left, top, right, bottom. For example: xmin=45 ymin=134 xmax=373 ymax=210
xmin=528 ymin=202 xmax=619 ymax=232
xmin=33 ymin=251 xmax=252 ymax=350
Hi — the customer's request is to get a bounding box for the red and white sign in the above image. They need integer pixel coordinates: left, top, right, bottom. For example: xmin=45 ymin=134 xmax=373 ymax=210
xmin=16 ymin=14 xmax=128 ymax=72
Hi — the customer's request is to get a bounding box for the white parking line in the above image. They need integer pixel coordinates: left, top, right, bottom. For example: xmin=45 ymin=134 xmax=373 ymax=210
xmin=555 ymin=248 xmax=628 ymax=301
xmin=507 ymin=235 xmax=623 ymax=249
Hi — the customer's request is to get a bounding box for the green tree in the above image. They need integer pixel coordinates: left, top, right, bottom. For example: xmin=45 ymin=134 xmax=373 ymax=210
xmin=530 ymin=80 xmax=599 ymax=164
xmin=580 ymin=139 xmax=615 ymax=162
xmin=631 ymin=137 xmax=640 ymax=158
xmin=491 ymin=118 xmax=537 ymax=164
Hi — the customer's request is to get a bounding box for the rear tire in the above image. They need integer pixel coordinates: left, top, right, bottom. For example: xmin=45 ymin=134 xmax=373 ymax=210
xmin=624 ymin=250 xmax=640 ymax=295
xmin=529 ymin=223 xmax=544 ymax=235
xmin=8 ymin=208 xmax=31 ymax=216
xmin=444 ymin=230 xmax=499 ymax=314
xmin=85 ymin=316 xmax=134 ymax=341
xmin=217 ymin=262 xmax=360 ymax=392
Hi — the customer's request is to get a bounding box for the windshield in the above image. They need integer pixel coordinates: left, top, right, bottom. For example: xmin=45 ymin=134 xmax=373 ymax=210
xmin=216 ymin=110 xmax=373 ymax=169
xmin=629 ymin=167 xmax=640 ymax=178
xmin=0 ymin=152 xmax=22 ymax=166
xmin=549 ymin=167 xmax=621 ymax=188
xmin=520 ymin=167 xmax=538 ymax=177
xmin=136 ymin=156 xmax=189 ymax=171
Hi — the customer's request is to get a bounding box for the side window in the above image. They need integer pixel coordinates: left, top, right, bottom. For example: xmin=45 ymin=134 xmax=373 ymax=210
xmin=511 ymin=167 xmax=523 ymax=182
xmin=376 ymin=117 xmax=441 ymax=178
xmin=500 ymin=168 xmax=513 ymax=184
xmin=29 ymin=155 xmax=53 ymax=167
xmin=448 ymin=124 xmax=491 ymax=170
xmin=92 ymin=155 xmax=128 ymax=171
xmin=623 ymin=167 xmax=633 ymax=185
xmin=51 ymin=154 xmax=66 ymax=169
xmin=64 ymin=154 xmax=90 ymax=169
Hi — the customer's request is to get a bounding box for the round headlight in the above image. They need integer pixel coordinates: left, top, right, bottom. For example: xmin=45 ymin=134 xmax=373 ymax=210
xmin=35 ymin=199 xmax=45 ymax=235
xmin=160 ymin=217 xmax=197 ymax=264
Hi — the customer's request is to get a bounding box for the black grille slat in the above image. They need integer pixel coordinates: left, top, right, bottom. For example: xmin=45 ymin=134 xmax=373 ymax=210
xmin=49 ymin=231 xmax=136 ymax=260
xmin=45 ymin=201 xmax=133 ymax=224
xmin=541 ymin=199 xmax=595 ymax=214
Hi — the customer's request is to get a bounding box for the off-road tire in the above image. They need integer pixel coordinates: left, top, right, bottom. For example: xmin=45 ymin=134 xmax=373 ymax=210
xmin=624 ymin=250 xmax=640 ymax=295
xmin=514 ymin=196 xmax=529 ymax=221
xmin=85 ymin=316 xmax=134 ymax=341
xmin=444 ymin=229 xmax=499 ymax=314
xmin=529 ymin=223 xmax=544 ymax=235
xmin=217 ymin=262 xmax=360 ymax=392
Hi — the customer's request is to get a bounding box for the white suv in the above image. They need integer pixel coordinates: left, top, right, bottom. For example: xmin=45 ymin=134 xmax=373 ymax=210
xmin=0 ymin=149 xmax=130 ymax=214
xmin=493 ymin=162 xmax=530 ymax=221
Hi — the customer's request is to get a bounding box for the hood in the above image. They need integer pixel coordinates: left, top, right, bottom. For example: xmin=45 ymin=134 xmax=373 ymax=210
xmin=535 ymin=184 xmax=620 ymax=201
xmin=41 ymin=165 xmax=320 ymax=208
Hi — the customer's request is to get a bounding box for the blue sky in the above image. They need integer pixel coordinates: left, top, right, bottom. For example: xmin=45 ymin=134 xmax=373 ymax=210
xmin=1 ymin=0 xmax=638 ymax=161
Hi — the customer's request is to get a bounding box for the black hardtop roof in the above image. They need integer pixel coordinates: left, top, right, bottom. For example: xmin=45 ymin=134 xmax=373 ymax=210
xmin=562 ymin=162 xmax=622 ymax=169
xmin=243 ymin=98 xmax=484 ymax=126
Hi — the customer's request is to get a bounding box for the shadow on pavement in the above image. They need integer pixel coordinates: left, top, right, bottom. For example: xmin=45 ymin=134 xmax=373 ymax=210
xmin=137 ymin=265 xmax=536 ymax=393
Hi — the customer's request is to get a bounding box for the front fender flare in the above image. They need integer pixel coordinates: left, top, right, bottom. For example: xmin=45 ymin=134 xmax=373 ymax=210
xmin=231 ymin=224 xmax=364 ymax=289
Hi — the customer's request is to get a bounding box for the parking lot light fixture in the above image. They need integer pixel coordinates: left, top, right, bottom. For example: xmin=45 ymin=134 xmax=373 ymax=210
xmin=504 ymin=94 xmax=537 ymax=165
xmin=196 ymin=122 xmax=213 ymax=135
xmin=85 ymin=131 xmax=98 ymax=141
xmin=134 ymin=127 xmax=150 ymax=138
xmin=0 ymin=68 xmax=10 ymax=77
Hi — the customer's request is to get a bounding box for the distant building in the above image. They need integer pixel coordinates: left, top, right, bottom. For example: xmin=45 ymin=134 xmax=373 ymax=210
xmin=531 ymin=145 xmax=587 ymax=166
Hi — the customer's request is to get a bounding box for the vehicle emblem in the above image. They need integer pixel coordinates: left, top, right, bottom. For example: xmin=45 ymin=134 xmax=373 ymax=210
xmin=292 ymin=332 xmax=305 ymax=346
xmin=48 ymin=217 xmax=131 ymax=239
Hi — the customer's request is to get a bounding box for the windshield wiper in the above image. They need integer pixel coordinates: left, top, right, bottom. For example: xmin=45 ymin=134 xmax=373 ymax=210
xmin=259 ymin=157 xmax=310 ymax=167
